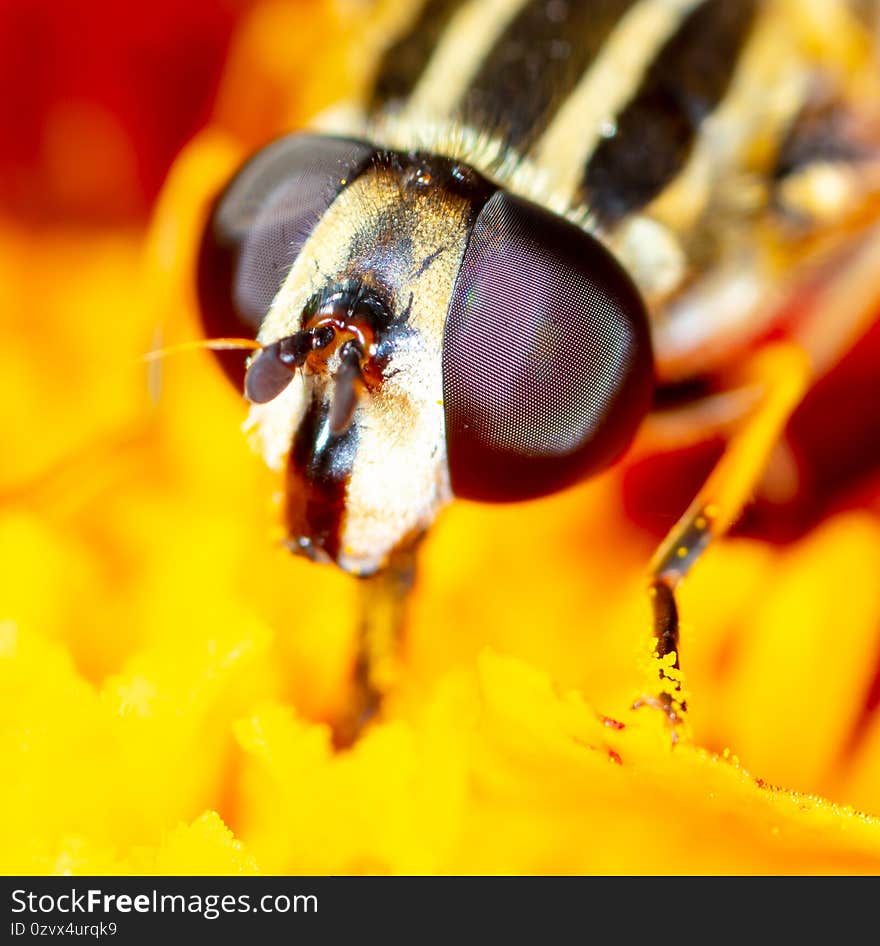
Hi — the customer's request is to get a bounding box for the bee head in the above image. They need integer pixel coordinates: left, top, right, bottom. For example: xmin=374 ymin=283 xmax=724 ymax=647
xmin=198 ymin=134 xmax=653 ymax=574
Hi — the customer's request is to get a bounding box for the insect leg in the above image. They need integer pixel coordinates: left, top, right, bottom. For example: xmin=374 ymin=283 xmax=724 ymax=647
xmin=641 ymin=341 xmax=812 ymax=728
xmin=332 ymin=545 xmax=419 ymax=748
xmin=795 ymin=222 xmax=880 ymax=378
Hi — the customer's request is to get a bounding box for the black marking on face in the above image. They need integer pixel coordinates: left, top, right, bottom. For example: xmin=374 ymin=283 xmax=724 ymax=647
xmin=285 ymin=397 xmax=359 ymax=563
xmin=456 ymin=0 xmax=640 ymax=150
xmin=413 ymin=246 xmax=446 ymax=278
xmin=580 ymin=0 xmax=758 ymax=226
xmin=399 ymin=292 xmax=415 ymax=324
xmin=369 ymin=0 xmax=473 ymax=111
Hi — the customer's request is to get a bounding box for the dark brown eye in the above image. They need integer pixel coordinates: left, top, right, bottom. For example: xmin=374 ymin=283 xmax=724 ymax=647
xmin=196 ymin=133 xmax=374 ymax=387
xmin=442 ymin=191 xmax=654 ymax=502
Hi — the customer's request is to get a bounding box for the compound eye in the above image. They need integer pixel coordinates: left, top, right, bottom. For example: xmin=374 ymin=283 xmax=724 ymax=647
xmin=442 ymin=191 xmax=654 ymax=502
xmin=196 ymin=133 xmax=374 ymax=386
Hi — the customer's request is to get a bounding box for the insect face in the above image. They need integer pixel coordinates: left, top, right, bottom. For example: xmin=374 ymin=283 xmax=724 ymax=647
xmin=198 ymin=134 xmax=654 ymax=573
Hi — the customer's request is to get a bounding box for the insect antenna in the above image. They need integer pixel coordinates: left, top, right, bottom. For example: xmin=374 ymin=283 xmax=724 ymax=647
xmin=245 ymin=330 xmax=316 ymax=404
xmin=142 ymin=337 xmax=264 ymax=403
xmin=141 ymin=337 xmax=263 ymax=363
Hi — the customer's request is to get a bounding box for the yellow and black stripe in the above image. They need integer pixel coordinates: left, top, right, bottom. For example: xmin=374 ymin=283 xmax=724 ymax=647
xmin=369 ymin=0 xmax=761 ymax=214
xmin=576 ymin=0 xmax=758 ymax=225
xmin=359 ymin=0 xmax=880 ymax=377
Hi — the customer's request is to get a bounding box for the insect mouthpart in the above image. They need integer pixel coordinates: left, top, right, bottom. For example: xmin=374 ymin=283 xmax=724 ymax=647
xmin=329 ymin=340 xmax=365 ymax=436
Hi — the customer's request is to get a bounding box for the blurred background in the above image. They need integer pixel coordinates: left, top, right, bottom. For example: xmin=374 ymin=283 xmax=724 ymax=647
xmin=3 ymin=0 xmax=880 ymax=873
xmin=0 ymin=0 xmax=241 ymax=223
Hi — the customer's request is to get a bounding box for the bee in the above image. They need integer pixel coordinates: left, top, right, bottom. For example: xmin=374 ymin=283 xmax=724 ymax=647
xmin=188 ymin=0 xmax=880 ymax=737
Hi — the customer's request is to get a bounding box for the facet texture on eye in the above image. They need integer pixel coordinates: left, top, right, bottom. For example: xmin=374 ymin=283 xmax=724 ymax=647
xmin=196 ymin=133 xmax=374 ymax=387
xmin=442 ymin=191 xmax=654 ymax=502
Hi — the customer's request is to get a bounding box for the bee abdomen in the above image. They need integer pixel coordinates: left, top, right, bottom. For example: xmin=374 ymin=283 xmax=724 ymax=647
xmin=453 ymin=0 xmax=641 ymax=151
